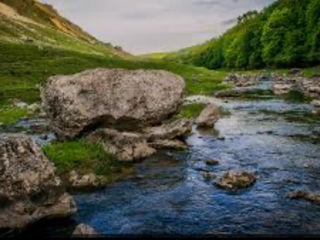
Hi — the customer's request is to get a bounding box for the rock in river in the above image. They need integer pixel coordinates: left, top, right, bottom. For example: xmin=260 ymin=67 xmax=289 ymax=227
xmin=41 ymin=68 xmax=185 ymax=139
xmin=0 ymin=134 xmax=77 ymax=231
xmin=312 ymin=100 xmax=320 ymax=114
xmin=196 ymin=103 xmax=221 ymax=128
xmin=68 ymin=170 xmax=105 ymax=190
xmin=205 ymin=159 xmax=219 ymax=166
xmin=87 ymin=128 xmax=156 ymax=162
xmin=87 ymin=119 xmax=192 ymax=162
xmin=72 ymin=223 xmax=98 ymax=236
xmin=286 ymin=190 xmax=320 ymax=205
xmin=215 ymin=171 xmax=256 ymax=190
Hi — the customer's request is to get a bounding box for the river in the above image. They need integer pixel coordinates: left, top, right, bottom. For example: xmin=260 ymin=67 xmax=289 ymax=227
xmin=18 ymin=79 xmax=320 ymax=236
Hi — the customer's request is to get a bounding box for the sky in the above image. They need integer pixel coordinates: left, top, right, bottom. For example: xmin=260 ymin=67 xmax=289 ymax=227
xmin=41 ymin=0 xmax=276 ymax=54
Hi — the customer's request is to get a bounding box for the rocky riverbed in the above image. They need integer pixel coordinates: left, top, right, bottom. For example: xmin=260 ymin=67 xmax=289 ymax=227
xmin=18 ymin=98 xmax=320 ymax=236
xmin=1 ymin=70 xmax=320 ymax=236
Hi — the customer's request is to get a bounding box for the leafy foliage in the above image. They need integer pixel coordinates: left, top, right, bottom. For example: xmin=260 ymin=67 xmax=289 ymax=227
xmin=174 ymin=0 xmax=320 ymax=70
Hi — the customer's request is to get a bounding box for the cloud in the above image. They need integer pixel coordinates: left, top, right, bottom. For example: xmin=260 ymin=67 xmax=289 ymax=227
xmin=41 ymin=0 xmax=276 ymax=54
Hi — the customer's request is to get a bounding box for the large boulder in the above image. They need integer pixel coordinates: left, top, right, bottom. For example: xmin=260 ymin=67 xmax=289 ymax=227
xmin=41 ymin=68 xmax=185 ymax=139
xmin=0 ymin=134 xmax=77 ymax=231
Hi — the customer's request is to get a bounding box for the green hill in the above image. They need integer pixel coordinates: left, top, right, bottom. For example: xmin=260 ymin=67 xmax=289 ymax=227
xmin=0 ymin=0 xmax=130 ymax=57
xmin=165 ymin=0 xmax=320 ymax=70
xmin=0 ymin=0 xmax=230 ymax=110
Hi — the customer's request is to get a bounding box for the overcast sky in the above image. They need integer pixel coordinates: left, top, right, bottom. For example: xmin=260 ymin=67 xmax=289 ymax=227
xmin=41 ymin=0 xmax=276 ymax=54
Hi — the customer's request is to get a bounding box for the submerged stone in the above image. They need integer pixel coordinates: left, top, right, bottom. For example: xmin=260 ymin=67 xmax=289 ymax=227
xmin=215 ymin=171 xmax=256 ymax=190
xmin=286 ymin=190 xmax=320 ymax=205
xmin=205 ymin=159 xmax=219 ymax=166
xmin=202 ymin=172 xmax=216 ymax=180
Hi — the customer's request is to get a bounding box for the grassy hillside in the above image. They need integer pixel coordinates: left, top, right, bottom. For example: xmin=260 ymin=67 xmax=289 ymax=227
xmin=0 ymin=41 xmax=228 ymax=105
xmin=166 ymin=0 xmax=320 ymax=70
xmin=0 ymin=0 xmax=128 ymax=57
xmin=0 ymin=0 xmax=229 ymax=126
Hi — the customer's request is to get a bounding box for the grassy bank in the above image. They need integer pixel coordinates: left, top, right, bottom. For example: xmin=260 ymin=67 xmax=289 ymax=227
xmin=42 ymin=139 xmax=122 ymax=176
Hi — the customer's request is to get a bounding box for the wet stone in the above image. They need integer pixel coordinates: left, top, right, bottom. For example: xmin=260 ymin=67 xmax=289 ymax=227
xmin=202 ymin=172 xmax=216 ymax=180
xmin=215 ymin=171 xmax=256 ymax=190
xmin=286 ymin=190 xmax=320 ymax=205
xmin=205 ymin=159 xmax=219 ymax=166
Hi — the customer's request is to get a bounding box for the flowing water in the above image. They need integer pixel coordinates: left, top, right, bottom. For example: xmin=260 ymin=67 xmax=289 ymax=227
xmin=69 ymin=97 xmax=320 ymax=236
xmin=16 ymin=80 xmax=320 ymax=236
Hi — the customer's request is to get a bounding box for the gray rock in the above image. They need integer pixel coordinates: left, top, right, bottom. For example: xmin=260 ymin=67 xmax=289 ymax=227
xmin=312 ymin=100 xmax=320 ymax=114
xmin=143 ymin=118 xmax=192 ymax=140
xmin=0 ymin=134 xmax=77 ymax=230
xmin=215 ymin=171 xmax=256 ymax=190
xmin=272 ymin=73 xmax=320 ymax=99
xmin=289 ymin=68 xmax=302 ymax=75
xmin=41 ymin=68 xmax=185 ymax=139
xmin=11 ymin=99 xmax=28 ymax=109
xmin=72 ymin=223 xmax=98 ymax=236
xmin=286 ymin=190 xmax=320 ymax=205
xmin=87 ymin=119 xmax=192 ymax=161
xmin=149 ymin=139 xmax=188 ymax=150
xmin=196 ymin=104 xmax=220 ymax=128
xmin=223 ymin=73 xmax=265 ymax=87
xmin=68 ymin=170 xmax=105 ymax=190
xmin=87 ymin=128 xmax=156 ymax=162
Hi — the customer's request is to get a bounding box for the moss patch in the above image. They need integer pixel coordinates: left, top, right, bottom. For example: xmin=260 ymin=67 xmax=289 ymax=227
xmin=177 ymin=103 xmax=206 ymax=119
xmin=42 ymin=139 xmax=124 ymax=176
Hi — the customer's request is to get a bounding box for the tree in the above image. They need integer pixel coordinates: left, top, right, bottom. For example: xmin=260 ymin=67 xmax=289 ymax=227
xmin=261 ymin=8 xmax=291 ymax=66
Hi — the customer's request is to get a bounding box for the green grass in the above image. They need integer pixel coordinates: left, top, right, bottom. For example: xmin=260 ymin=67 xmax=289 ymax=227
xmin=42 ymin=139 xmax=123 ymax=176
xmin=304 ymin=66 xmax=320 ymax=78
xmin=0 ymin=107 xmax=30 ymax=125
xmin=177 ymin=103 xmax=206 ymax=119
xmin=140 ymin=52 xmax=169 ymax=59
xmin=0 ymin=41 xmax=229 ymax=105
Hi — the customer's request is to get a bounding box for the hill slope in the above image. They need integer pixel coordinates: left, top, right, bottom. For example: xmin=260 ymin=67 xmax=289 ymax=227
xmin=166 ymin=0 xmax=320 ymax=70
xmin=0 ymin=0 xmax=229 ymax=109
xmin=0 ymin=0 xmax=127 ymax=57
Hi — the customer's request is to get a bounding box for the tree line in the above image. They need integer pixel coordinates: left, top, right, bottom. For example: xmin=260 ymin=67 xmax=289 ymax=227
xmin=191 ymin=0 xmax=320 ymax=69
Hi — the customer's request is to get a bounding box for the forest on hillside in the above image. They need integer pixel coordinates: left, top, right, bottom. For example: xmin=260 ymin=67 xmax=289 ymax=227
xmin=181 ymin=0 xmax=320 ymax=70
